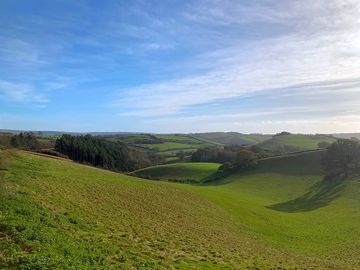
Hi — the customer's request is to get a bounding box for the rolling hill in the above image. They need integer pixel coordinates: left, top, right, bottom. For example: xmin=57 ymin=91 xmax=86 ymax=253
xmin=256 ymin=134 xmax=337 ymax=154
xmin=1 ymin=150 xmax=360 ymax=269
xmin=131 ymin=162 xmax=220 ymax=183
xmin=332 ymin=133 xmax=360 ymax=140
xmin=193 ymin=132 xmax=271 ymax=146
xmin=108 ymin=134 xmax=219 ymax=162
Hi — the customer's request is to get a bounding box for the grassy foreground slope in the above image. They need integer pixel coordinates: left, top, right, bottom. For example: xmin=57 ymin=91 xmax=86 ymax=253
xmin=0 ymin=151 xmax=316 ymax=269
xmin=132 ymin=162 xmax=220 ymax=183
xmin=2 ymin=151 xmax=360 ymax=269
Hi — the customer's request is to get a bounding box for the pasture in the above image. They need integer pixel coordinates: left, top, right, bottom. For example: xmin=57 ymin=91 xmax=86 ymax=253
xmin=1 ymin=150 xmax=360 ymax=269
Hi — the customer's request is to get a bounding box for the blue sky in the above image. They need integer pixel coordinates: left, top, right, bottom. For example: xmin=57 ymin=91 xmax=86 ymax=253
xmin=1 ymin=0 xmax=360 ymax=133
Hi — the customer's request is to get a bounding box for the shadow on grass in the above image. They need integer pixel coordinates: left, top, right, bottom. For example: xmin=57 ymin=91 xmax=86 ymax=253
xmin=267 ymin=179 xmax=345 ymax=213
xmin=200 ymin=167 xmax=244 ymax=186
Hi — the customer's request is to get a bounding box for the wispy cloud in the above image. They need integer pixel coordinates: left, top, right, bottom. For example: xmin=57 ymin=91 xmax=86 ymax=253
xmin=0 ymin=80 xmax=47 ymax=103
xmin=112 ymin=0 xmax=360 ymax=123
xmin=1 ymin=0 xmax=360 ymax=132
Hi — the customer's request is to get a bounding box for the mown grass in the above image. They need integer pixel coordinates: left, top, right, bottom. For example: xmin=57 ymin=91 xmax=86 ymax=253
xmin=1 ymin=150 xmax=360 ymax=269
xmin=132 ymin=162 xmax=220 ymax=183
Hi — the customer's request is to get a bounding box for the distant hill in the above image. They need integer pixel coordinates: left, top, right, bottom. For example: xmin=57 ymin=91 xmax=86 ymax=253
xmin=332 ymin=133 xmax=360 ymax=140
xmin=256 ymin=134 xmax=336 ymax=154
xmin=109 ymin=134 xmax=218 ymax=162
xmin=0 ymin=129 xmax=137 ymax=136
xmin=192 ymin=132 xmax=271 ymax=146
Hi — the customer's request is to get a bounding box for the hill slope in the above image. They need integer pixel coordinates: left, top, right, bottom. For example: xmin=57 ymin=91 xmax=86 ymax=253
xmin=2 ymin=151 xmax=360 ymax=269
xmin=185 ymin=151 xmax=360 ymax=268
xmin=256 ymin=134 xmax=336 ymax=153
xmin=193 ymin=132 xmax=271 ymax=146
xmin=108 ymin=134 xmax=218 ymax=162
xmin=132 ymin=162 xmax=220 ymax=183
xmin=0 ymin=151 xmax=309 ymax=269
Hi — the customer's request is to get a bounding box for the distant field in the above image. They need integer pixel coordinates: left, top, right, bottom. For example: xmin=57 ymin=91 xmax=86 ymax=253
xmin=132 ymin=162 xmax=220 ymax=182
xmin=108 ymin=133 xmax=218 ymax=161
xmin=256 ymin=134 xmax=337 ymax=153
xmin=136 ymin=142 xmax=198 ymax=152
xmin=2 ymin=150 xmax=360 ymax=269
xmin=193 ymin=132 xmax=271 ymax=145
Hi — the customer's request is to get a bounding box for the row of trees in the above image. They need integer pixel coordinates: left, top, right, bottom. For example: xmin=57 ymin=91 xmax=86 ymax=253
xmin=191 ymin=146 xmax=258 ymax=170
xmin=55 ymin=134 xmax=162 ymax=172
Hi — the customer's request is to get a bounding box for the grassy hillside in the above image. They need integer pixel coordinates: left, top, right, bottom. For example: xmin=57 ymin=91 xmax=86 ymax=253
xmin=193 ymin=132 xmax=271 ymax=146
xmin=257 ymin=134 xmax=337 ymax=153
xmin=132 ymin=162 xmax=220 ymax=183
xmin=185 ymin=151 xmax=360 ymax=268
xmin=2 ymin=150 xmax=360 ymax=269
xmin=0 ymin=151 xmax=298 ymax=269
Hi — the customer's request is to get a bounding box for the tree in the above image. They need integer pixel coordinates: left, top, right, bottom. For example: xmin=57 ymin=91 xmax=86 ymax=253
xmin=176 ymin=151 xmax=185 ymax=161
xmin=218 ymin=162 xmax=233 ymax=172
xmin=275 ymin=131 xmax=291 ymax=136
xmin=318 ymin=141 xmax=331 ymax=149
xmin=322 ymin=139 xmax=360 ymax=180
xmin=191 ymin=147 xmax=219 ymax=162
xmin=235 ymin=149 xmax=258 ymax=168
xmin=54 ymin=134 xmax=160 ymax=172
xmin=10 ymin=132 xmax=40 ymax=150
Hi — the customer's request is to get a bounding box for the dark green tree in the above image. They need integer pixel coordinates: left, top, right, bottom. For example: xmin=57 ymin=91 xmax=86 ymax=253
xmin=322 ymin=139 xmax=360 ymax=180
xmin=218 ymin=161 xmax=233 ymax=172
xmin=235 ymin=149 xmax=258 ymax=168
xmin=176 ymin=151 xmax=185 ymax=161
xmin=54 ymin=134 xmax=162 ymax=172
xmin=318 ymin=141 xmax=331 ymax=149
xmin=10 ymin=132 xmax=40 ymax=150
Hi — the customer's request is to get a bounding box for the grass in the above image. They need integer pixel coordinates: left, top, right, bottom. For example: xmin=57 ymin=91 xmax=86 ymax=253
xmin=1 ymin=150 xmax=360 ymax=269
xmin=109 ymin=134 xmax=217 ymax=161
xmin=0 ymin=151 xmax=298 ymax=269
xmin=132 ymin=162 xmax=220 ymax=183
xmin=136 ymin=142 xmax=199 ymax=152
xmin=183 ymin=151 xmax=360 ymax=267
xmin=193 ymin=132 xmax=271 ymax=146
xmin=257 ymin=134 xmax=337 ymax=153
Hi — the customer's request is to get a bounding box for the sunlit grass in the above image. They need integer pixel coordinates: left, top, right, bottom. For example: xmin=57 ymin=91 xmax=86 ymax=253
xmin=1 ymin=150 xmax=360 ymax=269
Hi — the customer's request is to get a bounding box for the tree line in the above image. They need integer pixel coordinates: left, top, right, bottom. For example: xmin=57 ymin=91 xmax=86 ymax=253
xmin=55 ymin=134 xmax=163 ymax=172
xmin=10 ymin=132 xmax=40 ymax=150
xmin=191 ymin=146 xmax=258 ymax=171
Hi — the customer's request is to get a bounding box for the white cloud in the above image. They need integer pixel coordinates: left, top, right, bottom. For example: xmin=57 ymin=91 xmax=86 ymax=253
xmin=0 ymin=81 xmax=47 ymax=103
xmin=111 ymin=0 xmax=360 ymax=120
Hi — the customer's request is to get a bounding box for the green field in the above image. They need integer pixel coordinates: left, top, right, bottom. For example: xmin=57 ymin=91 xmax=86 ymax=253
xmin=132 ymin=162 xmax=220 ymax=182
xmin=136 ymin=142 xmax=198 ymax=152
xmin=1 ymin=150 xmax=360 ymax=269
xmin=257 ymin=134 xmax=337 ymax=153
xmin=108 ymin=134 xmax=219 ymax=162
xmin=193 ymin=132 xmax=271 ymax=146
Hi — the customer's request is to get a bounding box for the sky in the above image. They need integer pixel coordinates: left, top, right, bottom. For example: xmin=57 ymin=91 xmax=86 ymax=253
xmin=1 ymin=0 xmax=360 ymax=134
